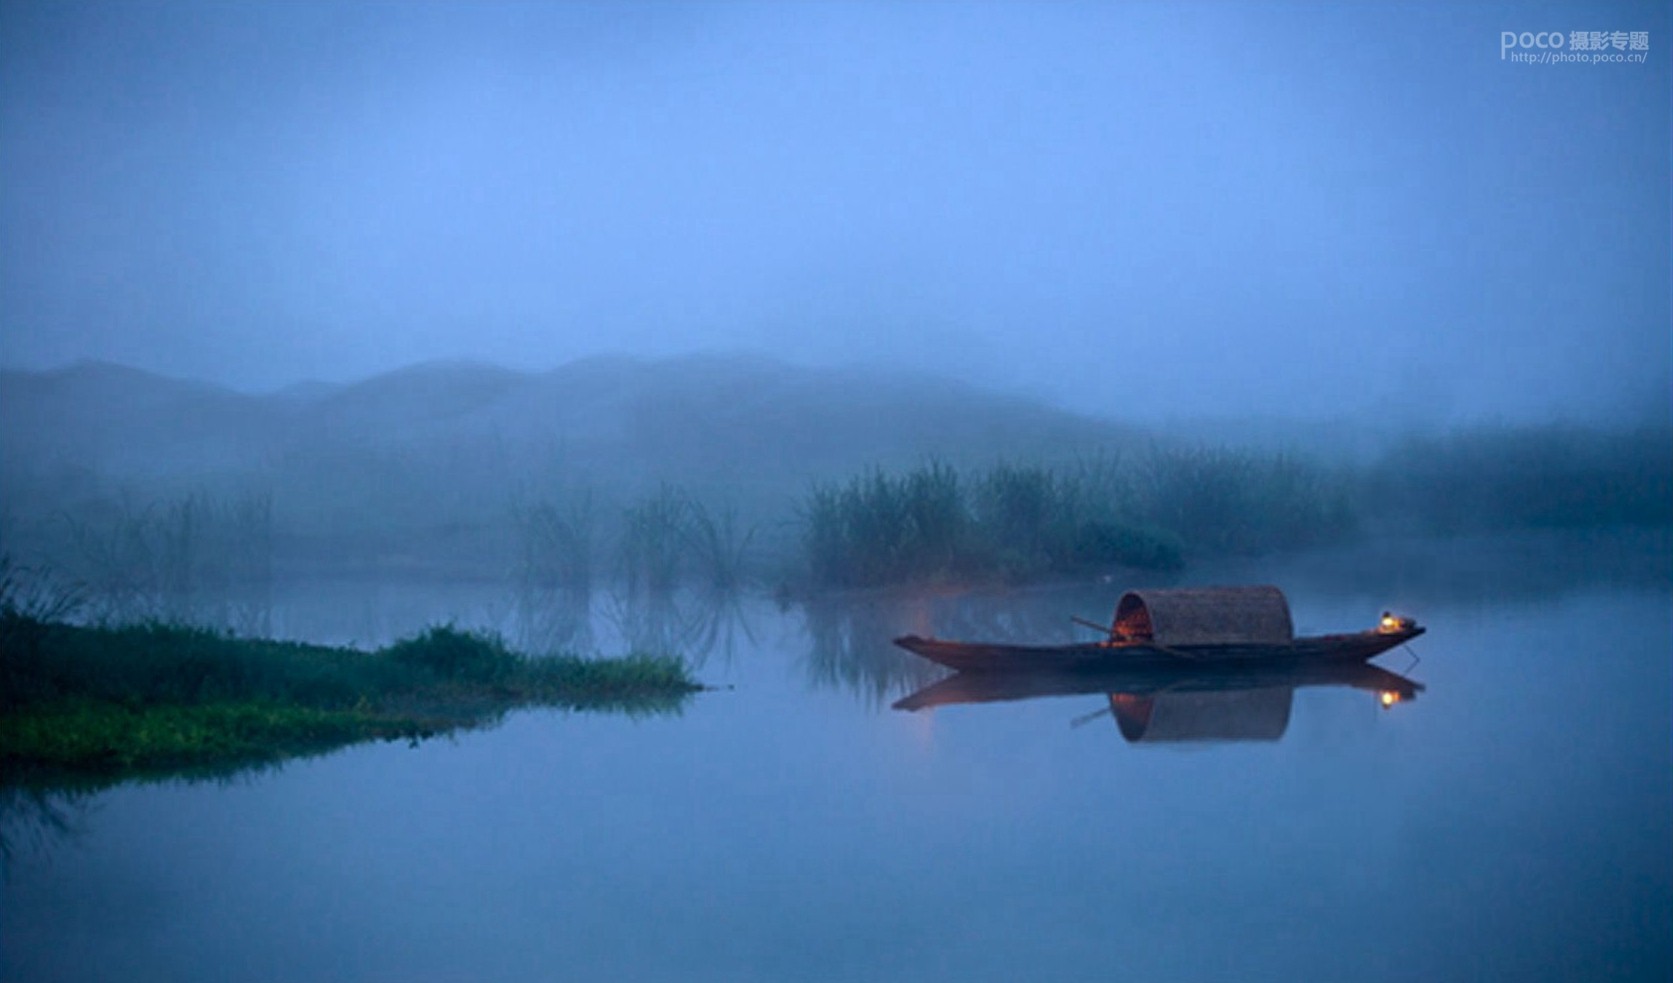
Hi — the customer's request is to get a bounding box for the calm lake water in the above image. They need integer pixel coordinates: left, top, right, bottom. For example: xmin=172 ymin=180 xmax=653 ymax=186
xmin=4 ymin=532 xmax=1671 ymax=982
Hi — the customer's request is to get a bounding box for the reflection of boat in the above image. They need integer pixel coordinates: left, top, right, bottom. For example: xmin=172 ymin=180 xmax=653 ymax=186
xmin=892 ymin=659 xmax=1423 ymax=712
xmin=891 ymin=660 xmax=1425 ymax=743
xmin=893 ymin=586 xmax=1423 ymax=672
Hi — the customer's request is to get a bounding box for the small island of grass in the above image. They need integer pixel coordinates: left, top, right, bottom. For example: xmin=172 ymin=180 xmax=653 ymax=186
xmin=0 ymin=615 xmax=701 ymax=788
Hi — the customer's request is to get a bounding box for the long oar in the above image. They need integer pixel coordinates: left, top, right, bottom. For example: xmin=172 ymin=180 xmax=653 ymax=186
xmin=1071 ymin=616 xmax=1113 ymax=637
xmin=1070 ymin=704 xmax=1113 ymax=728
xmin=1072 ymin=615 xmax=1203 ymax=662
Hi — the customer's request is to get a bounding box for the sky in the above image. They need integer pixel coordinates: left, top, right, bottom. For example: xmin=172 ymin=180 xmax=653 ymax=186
xmin=1 ymin=0 xmax=1668 ymax=426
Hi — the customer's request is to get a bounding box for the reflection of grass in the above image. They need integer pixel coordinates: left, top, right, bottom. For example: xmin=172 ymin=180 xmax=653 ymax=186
xmin=601 ymin=585 xmax=754 ymax=670
xmin=800 ymin=594 xmax=947 ymax=707
xmin=4 ymin=703 xmax=409 ymax=772
xmin=0 ymin=617 xmax=699 ymax=786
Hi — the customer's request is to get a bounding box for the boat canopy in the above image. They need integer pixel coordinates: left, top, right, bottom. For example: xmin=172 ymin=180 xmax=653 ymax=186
xmin=1112 ymin=586 xmax=1294 ymax=646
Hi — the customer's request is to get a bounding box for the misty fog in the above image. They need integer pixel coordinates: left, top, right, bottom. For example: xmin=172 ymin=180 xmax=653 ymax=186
xmin=2 ymin=3 xmax=1669 ymax=983
xmin=2 ymin=3 xmax=1666 ymax=593
xmin=1 ymin=0 xmax=1667 ymax=745
xmin=2 ymin=2 xmax=1668 ymax=427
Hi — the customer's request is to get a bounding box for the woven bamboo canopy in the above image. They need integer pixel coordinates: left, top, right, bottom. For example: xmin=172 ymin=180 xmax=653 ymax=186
xmin=1112 ymin=586 xmax=1294 ymax=646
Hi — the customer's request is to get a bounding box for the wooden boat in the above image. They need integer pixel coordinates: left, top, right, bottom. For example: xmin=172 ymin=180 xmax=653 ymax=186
xmin=893 ymin=585 xmax=1423 ymax=673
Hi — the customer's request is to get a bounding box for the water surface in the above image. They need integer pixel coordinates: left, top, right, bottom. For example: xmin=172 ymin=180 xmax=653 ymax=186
xmin=4 ymin=535 xmax=1670 ymax=982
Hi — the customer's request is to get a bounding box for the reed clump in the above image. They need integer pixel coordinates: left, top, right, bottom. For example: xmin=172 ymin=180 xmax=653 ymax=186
xmin=802 ymin=460 xmax=1178 ymax=589
xmin=616 ymin=484 xmax=754 ymax=594
xmin=57 ymin=490 xmax=274 ymax=633
xmin=514 ymin=497 xmax=594 ymax=594
xmin=1365 ymin=424 xmax=1673 ymax=533
xmin=799 ymin=449 xmax=1362 ymax=590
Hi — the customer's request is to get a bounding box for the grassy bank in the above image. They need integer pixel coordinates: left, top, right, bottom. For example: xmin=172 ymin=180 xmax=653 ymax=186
xmin=0 ymin=616 xmax=700 ymax=784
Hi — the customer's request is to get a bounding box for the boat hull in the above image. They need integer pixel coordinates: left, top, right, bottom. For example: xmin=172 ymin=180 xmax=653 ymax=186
xmin=892 ymin=626 xmax=1424 ymax=673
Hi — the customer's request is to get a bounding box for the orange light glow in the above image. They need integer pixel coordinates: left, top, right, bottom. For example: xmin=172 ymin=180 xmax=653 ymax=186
xmin=1380 ymin=691 xmax=1400 ymax=708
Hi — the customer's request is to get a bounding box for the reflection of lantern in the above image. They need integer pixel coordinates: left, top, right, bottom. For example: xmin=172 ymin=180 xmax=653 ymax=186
xmin=1379 ymin=612 xmax=1413 ymax=634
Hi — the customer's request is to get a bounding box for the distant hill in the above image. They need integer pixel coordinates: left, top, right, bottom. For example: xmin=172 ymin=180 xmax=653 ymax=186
xmin=0 ymin=360 xmax=281 ymax=478
xmin=0 ymin=355 xmax=1141 ymax=563
xmin=2 ymin=354 xmax=1135 ymax=485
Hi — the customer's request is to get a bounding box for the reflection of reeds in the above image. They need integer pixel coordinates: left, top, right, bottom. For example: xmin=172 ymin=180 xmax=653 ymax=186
xmin=0 ymin=784 xmax=91 ymax=870
xmin=800 ymin=584 xmax=1130 ymax=707
xmin=511 ymin=494 xmax=596 ymax=655
xmin=513 ymin=584 xmax=594 ymax=657
xmin=601 ymin=585 xmax=756 ymax=669
xmin=800 ymin=594 xmax=948 ymax=707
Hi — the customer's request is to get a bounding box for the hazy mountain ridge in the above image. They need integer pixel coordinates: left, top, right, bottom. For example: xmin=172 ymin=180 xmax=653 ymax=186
xmin=3 ymin=354 xmax=1666 ymax=587
xmin=0 ymin=360 xmax=285 ymax=478
xmin=0 ymin=354 xmax=1139 ymax=515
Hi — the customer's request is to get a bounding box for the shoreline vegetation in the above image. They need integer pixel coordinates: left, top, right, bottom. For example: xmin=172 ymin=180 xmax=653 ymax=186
xmin=801 ymin=455 xmax=1339 ymax=589
xmin=12 ymin=423 xmax=1668 ymax=613
xmin=3 ymin=356 xmax=1667 ymax=599
xmin=800 ymin=427 xmax=1670 ymax=590
xmin=0 ymin=417 xmax=1665 ymax=791
xmin=0 ymin=614 xmax=700 ymax=789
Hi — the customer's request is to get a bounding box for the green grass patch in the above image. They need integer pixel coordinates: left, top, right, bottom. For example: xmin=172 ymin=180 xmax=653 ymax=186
xmin=0 ymin=617 xmax=701 ymax=787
